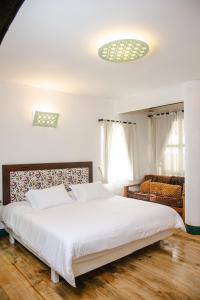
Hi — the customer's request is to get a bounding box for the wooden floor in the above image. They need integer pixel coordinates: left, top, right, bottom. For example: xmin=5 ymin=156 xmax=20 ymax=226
xmin=0 ymin=230 xmax=200 ymax=300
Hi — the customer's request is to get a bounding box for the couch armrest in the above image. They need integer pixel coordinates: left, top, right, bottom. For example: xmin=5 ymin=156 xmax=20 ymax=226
xmin=182 ymin=183 xmax=185 ymax=196
xmin=123 ymin=181 xmax=141 ymax=197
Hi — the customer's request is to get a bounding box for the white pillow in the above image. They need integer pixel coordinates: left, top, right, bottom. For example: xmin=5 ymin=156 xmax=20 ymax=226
xmin=70 ymin=182 xmax=113 ymax=202
xmin=26 ymin=184 xmax=73 ymax=209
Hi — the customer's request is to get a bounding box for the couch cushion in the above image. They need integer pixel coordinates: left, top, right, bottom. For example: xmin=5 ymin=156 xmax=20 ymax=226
xmin=128 ymin=191 xmax=151 ymax=201
xmin=170 ymin=176 xmax=184 ymax=188
xmin=150 ymin=182 xmax=182 ymax=198
xmin=143 ymin=175 xmax=159 ymax=182
xmin=149 ymin=195 xmax=183 ymax=208
xmin=127 ymin=192 xmax=183 ymax=208
xmin=143 ymin=175 xmax=185 ymax=188
xmin=143 ymin=175 xmax=171 ymax=184
xmin=140 ymin=180 xmax=151 ymax=193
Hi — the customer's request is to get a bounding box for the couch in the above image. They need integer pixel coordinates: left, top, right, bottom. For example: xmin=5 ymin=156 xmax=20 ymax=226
xmin=124 ymin=175 xmax=185 ymax=220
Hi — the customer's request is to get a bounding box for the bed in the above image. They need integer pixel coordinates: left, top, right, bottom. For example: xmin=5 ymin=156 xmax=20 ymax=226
xmin=1 ymin=162 xmax=185 ymax=287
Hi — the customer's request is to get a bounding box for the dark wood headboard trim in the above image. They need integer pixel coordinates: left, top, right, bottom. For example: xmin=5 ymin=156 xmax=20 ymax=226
xmin=3 ymin=161 xmax=93 ymax=205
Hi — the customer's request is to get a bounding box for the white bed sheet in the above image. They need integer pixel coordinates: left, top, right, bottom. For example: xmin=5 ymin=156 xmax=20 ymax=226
xmin=1 ymin=196 xmax=185 ymax=287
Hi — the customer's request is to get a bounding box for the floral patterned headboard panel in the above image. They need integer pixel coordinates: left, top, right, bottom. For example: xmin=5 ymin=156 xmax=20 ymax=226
xmin=3 ymin=162 xmax=93 ymax=205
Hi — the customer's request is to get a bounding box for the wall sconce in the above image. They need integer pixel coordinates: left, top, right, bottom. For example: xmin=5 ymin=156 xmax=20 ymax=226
xmin=33 ymin=111 xmax=59 ymax=128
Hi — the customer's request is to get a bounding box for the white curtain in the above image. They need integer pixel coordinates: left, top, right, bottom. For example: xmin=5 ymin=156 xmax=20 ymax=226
xmin=159 ymin=111 xmax=185 ymax=175
xmin=123 ymin=123 xmax=140 ymax=181
xmin=100 ymin=121 xmax=139 ymax=185
xmin=100 ymin=120 xmax=113 ymax=183
xmin=150 ymin=113 xmax=175 ymax=173
xmin=150 ymin=111 xmax=185 ymax=176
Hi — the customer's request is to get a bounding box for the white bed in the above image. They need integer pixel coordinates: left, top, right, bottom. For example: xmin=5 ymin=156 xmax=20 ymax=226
xmin=2 ymin=196 xmax=184 ymax=287
xmin=1 ymin=162 xmax=185 ymax=287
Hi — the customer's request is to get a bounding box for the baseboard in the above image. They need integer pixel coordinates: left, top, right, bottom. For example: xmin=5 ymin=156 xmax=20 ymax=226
xmin=185 ymin=224 xmax=200 ymax=235
xmin=0 ymin=229 xmax=8 ymax=237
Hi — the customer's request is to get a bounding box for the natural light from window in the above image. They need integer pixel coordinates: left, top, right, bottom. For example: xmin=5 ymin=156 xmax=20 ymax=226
xmin=101 ymin=123 xmax=133 ymax=184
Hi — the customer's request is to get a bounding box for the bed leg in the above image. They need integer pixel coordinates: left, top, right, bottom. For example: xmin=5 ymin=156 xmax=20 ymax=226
xmin=51 ymin=269 xmax=59 ymax=283
xmin=9 ymin=233 xmax=15 ymax=245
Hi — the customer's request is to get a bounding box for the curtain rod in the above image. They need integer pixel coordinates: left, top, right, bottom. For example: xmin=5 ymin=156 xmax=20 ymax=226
xmin=148 ymin=110 xmax=184 ymax=118
xmin=98 ymin=118 xmax=136 ymax=125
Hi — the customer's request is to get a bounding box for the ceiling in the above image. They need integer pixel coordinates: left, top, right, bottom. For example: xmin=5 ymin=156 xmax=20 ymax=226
xmin=0 ymin=0 xmax=200 ymax=99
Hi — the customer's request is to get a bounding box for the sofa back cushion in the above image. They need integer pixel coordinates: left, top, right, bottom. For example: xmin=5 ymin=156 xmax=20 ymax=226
xmin=143 ymin=175 xmax=184 ymax=189
xmin=143 ymin=175 xmax=171 ymax=184
xmin=170 ymin=176 xmax=185 ymax=186
xmin=150 ymin=182 xmax=182 ymax=198
xmin=140 ymin=180 xmax=151 ymax=193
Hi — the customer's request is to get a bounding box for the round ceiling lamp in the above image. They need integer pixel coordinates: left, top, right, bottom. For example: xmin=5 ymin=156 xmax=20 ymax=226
xmin=98 ymin=39 xmax=149 ymax=63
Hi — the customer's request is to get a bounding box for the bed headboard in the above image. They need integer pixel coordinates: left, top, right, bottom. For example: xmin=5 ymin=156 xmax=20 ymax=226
xmin=3 ymin=162 xmax=93 ymax=205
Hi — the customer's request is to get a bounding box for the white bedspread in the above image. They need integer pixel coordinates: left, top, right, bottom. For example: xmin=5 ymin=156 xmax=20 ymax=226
xmin=1 ymin=196 xmax=185 ymax=286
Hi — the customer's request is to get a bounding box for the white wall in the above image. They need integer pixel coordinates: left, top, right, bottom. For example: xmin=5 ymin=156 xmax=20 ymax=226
xmin=0 ymin=82 xmax=114 ymax=201
xmin=115 ymin=84 xmax=184 ymax=113
xmin=184 ymin=81 xmax=200 ymax=227
xmin=0 ymin=81 xmax=154 ymax=203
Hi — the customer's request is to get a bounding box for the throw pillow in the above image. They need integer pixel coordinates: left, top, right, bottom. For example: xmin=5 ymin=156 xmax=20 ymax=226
xmin=150 ymin=182 xmax=182 ymax=197
xmin=140 ymin=180 xmax=151 ymax=193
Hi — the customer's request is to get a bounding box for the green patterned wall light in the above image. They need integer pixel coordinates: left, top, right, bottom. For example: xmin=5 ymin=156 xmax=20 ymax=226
xmin=98 ymin=39 xmax=149 ymax=63
xmin=33 ymin=111 xmax=59 ymax=128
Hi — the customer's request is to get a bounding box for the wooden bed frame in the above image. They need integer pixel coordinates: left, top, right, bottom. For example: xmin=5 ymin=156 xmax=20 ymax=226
xmin=2 ymin=161 xmax=173 ymax=285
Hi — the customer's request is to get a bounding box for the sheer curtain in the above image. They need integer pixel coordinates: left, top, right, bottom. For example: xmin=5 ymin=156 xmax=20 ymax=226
xmin=100 ymin=121 xmax=139 ymax=186
xmin=159 ymin=111 xmax=185 ymax=175
xmin=150 ymin=111 xmax=185 ymax=176
xmin=123 ymin=123 xmax=140 ymax=181
xmin=100 ymin=120 xmax=113 ymax=183
xmin=150 ymin=113 xmax=175 ymax=173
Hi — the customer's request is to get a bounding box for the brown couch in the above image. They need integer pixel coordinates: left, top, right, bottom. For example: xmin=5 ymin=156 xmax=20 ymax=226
xmin=124 ymin=175 xmax=185 ymax=220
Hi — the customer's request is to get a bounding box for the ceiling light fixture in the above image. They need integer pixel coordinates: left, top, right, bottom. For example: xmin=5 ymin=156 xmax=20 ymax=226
xmin=98 ymin=39 xmax=149 ymax=63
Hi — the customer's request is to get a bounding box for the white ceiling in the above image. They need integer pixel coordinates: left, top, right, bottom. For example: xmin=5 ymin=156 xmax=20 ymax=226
xmin=0 ymin=0 xmax=200 ymax=99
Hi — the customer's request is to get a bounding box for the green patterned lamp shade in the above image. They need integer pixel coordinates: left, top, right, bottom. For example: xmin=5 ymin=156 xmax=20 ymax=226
xmin=98 ymin=39 xmax=149 ymax=63
xmin=33 ymin=111 xmax=59 ymax=128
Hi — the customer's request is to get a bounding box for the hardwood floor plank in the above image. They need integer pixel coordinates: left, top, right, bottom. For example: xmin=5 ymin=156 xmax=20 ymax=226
xmin=0 ymin=255 xmax=43 ymax=300
xmin=0 ymin=230 xmax=199 ymax=300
